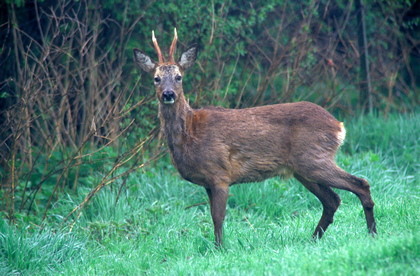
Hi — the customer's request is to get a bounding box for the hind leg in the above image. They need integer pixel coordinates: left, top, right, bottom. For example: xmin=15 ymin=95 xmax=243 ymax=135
xmin=335 ymin=172 xmax=377 ymax=235
xmin=294 ymin=173 xmax=341 ymax=238
xmin=298 ymin=164 xmax=377 ymax=236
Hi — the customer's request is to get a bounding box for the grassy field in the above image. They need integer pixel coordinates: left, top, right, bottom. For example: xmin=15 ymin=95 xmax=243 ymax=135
xmin=1 ymin=113 xmax=419 ymax=275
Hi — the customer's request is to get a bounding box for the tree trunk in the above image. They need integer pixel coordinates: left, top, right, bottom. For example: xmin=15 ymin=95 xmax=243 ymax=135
xmin=356 ymin=0 xmax=373 ymax=113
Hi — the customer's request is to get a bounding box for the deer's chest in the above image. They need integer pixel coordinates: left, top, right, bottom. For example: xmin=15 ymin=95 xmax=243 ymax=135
xmin=169 ymin=146 xmax=206 ymax=186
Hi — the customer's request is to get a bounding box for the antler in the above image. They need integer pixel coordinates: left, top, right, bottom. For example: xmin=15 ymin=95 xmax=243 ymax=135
xmin=169 ymin=28 xmax=178 ymax=64
xmin=152 ymin=30 xmax=165 ymax=63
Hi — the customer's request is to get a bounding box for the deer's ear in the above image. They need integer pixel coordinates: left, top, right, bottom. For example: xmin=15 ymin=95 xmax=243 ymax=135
xmin=133 ymin=49 xmax=158 ymax=73
xmin=178 ymin=44 xmax=197 ymax=70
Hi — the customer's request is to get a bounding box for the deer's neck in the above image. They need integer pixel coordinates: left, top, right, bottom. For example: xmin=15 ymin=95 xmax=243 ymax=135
xmin=159 ymin=95 xmax=193 ymax=148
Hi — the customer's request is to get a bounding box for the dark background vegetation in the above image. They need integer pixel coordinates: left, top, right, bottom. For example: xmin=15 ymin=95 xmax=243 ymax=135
xmin=0 ymin=0 xmax=419 ymax=225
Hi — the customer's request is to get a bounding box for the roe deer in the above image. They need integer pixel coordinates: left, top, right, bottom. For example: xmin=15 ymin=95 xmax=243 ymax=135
xmin=133 ymin=29 xmax=377 ymax=246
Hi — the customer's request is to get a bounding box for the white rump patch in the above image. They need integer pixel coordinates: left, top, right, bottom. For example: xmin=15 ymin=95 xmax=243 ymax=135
xmin=337 ymin=122 xmax=346 ymax=145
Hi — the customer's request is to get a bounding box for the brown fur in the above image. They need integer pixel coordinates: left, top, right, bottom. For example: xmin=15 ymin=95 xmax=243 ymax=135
xmin=133 ymin=30 xmax=377 ymax=246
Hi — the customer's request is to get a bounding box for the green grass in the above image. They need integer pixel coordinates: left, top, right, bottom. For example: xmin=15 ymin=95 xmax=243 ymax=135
xmin=1 ymin=113 xmax=419 ymax=275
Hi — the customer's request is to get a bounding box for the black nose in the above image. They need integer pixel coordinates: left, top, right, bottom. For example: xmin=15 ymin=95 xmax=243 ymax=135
xmin=162 ymin=90 xmax=176 ymax=104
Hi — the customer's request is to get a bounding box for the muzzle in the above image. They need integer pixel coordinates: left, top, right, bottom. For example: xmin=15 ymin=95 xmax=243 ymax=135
xmin=162 ymin=90 xmax=175 ymax=104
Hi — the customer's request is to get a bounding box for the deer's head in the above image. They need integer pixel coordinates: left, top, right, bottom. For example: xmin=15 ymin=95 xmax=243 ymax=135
xmin=133 ymin=29 xmax=197 ymax=105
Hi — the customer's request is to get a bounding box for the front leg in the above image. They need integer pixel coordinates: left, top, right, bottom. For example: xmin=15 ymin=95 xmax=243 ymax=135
xmin=206 ymin=185 xmax=229 ymax=246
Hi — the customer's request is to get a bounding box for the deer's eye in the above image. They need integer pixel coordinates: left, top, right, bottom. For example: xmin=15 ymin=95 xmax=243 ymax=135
xmin=154 ymin=76 xmax=161 ymax=83
xmin=175 ymin=75 xmax=182 ymax=82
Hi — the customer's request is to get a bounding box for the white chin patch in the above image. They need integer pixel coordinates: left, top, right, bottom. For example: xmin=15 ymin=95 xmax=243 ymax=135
xmin=163 ymin=99 xmax=175 ymax=104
